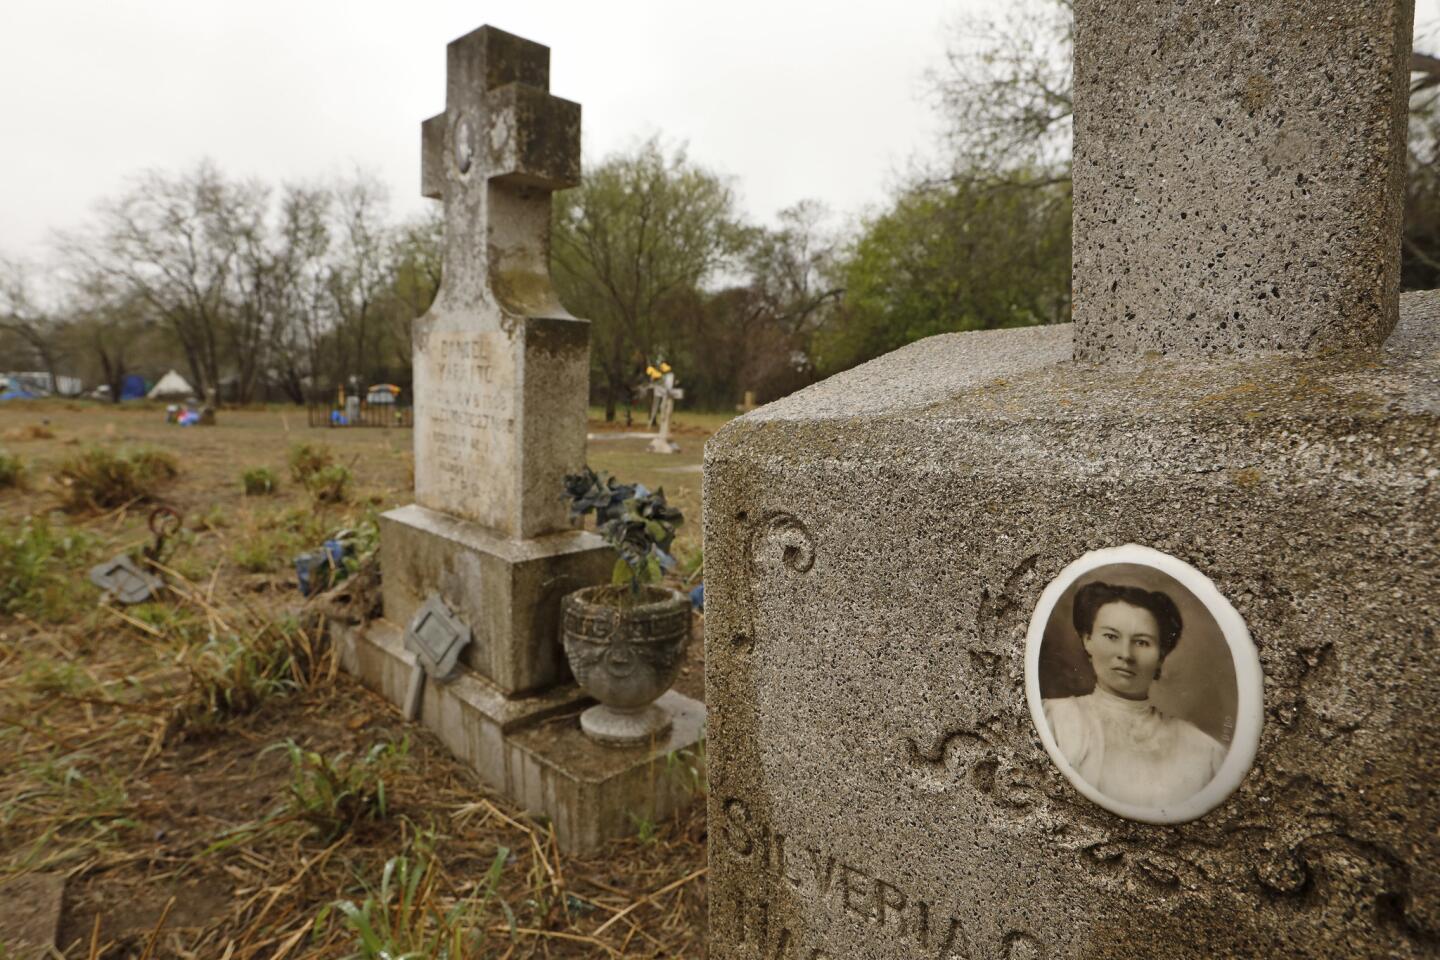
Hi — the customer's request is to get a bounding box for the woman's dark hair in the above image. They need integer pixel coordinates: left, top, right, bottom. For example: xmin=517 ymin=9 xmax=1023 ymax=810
xmin=1071 ymin=581 xmax=1183 ymax=660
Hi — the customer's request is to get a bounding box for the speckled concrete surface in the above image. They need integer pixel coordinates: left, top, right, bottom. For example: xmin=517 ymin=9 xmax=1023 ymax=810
xmin=704 ymin=291 xmax=1440 ymax=959
xmin=1072 ymin=1 xmax=1414 ymax=357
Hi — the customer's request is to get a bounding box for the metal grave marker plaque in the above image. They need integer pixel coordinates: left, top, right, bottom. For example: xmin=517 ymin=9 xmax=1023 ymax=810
xmin=88 ymin=555 xmax=160 ymax=605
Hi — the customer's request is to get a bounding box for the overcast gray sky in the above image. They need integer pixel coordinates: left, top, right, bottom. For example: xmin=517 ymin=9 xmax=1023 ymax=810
xmin=1 ymin=1 xmax=1437 ymax=259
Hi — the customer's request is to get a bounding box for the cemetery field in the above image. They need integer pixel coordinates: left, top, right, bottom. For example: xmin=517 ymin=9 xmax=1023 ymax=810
xmin=0 ymin=400 xmax=723 ymax=958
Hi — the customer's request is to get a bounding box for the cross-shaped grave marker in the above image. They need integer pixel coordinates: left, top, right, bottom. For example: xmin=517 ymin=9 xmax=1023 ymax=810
xmin=647 ymin=371 xmax=684 ymax=454
xmin=348 ymin=26 xmax=705 ymax=856
xmin=412 ymin=26 xmax=587 ymax=541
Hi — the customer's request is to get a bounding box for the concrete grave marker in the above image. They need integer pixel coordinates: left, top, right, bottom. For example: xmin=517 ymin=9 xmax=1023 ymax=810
xmin=402 ymin=593 xmax=472 ymax=720
xmin=89 ymin=555 xmax=160 ymax=605
xmin=379 ymin=24 xmax=604 ymax=694
xmin=411 ymin=26 xmax=584 ymax=540
xmin=648 ymin=370 xmax=684 ymax=454
xmin=1072 ymin=1 xmax=1412 ymax=357
xmin=706 ymin=2 xmax=1435 ymax=956
xmin=338 ymin=25 xmax=705 ymax=853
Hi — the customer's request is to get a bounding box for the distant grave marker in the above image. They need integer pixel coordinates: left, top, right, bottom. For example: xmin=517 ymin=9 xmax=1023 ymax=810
xmin=648 ymin=370 xmax=683 ymax=454
xmin=89 ymin=555 xmax=160 ymax=605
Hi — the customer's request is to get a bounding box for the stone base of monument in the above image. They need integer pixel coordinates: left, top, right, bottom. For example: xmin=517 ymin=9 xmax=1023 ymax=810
xmin=339 ymin=620 xmax=706 ymax=853
xmin=379 ymin=504 xmax=615 ymax=695
xmin=704 ymin=291 xmax=1440 ymax=957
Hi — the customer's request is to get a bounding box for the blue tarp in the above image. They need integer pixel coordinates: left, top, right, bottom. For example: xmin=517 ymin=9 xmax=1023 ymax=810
xmin=0 ymin=388 xmax=39 ymax=401
xmin=120 ymin=374 xmax=147 ymax=401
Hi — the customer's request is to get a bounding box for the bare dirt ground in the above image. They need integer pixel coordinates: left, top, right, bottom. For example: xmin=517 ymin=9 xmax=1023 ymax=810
xmin=0 ymin=400 xmax=721 ymax=958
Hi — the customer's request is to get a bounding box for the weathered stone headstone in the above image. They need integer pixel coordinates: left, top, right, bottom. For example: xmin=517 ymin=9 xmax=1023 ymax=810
xmin=706 ymin=2 xmax=1435 ymax=956
xmin=340 ymin=25 xmax=704 ymax=852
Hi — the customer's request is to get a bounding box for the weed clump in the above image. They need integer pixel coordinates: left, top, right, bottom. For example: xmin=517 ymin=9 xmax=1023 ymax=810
xmin=306 ymin=464 xmax=352 ymax=504
xmin=55 ymin=447 xmax=178 ymax=512
xmin=0 ymin=517 xmax=91 ymax=618
xmin=192 ymin=504 xmax=230 ymax=532
xmin=274 ymin=738 xmax=406 ymax=840
xmin=242 ymin=466 xmax=278 ymax=496
xmin=231 ymin=530 xmax=293 ymax=573
xmin=288 ymin=442 xmax=334 ymax=484
xmin=167 ymin=614 xmax=334 ymax=741
xmin=0 ymin=450 xmax=24 ymax=488
xmin=324 ymin=843 xmax=510 ymax=958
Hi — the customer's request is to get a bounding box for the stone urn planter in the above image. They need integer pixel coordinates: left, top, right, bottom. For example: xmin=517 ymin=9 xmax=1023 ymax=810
xmin=562 ymin=584 xmax=691 ymax=746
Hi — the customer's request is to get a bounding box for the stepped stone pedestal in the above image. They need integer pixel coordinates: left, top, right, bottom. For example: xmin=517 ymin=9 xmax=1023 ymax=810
xmin=340 ymin=621 xmax=705 ymax=853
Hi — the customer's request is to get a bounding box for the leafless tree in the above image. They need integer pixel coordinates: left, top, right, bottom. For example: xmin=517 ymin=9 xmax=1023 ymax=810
xmin=0 ymin=256 xmax=67 ymax=390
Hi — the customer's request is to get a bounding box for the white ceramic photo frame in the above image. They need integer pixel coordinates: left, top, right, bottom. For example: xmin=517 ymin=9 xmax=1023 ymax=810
xmin=1024 ymin=544 xmax=1264 ymax=824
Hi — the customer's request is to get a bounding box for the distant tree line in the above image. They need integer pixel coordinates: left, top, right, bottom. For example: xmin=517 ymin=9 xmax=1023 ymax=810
xmin=1 ymin=164 xmax=439 ymax=404
xmin=3 ymin=1 xmax=1436 ymax=414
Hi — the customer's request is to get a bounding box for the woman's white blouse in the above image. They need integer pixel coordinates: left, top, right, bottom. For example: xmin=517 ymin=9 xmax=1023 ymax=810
xmin=1043 ymin=686 xmax=1228 ymax=808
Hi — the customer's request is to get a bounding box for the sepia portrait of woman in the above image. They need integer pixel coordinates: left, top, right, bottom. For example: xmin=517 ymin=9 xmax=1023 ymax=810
xmin=1041 ymin=580 xmax=1229 ymax=809
xmin=1027 ymin=546 xmax=1262 ymax=823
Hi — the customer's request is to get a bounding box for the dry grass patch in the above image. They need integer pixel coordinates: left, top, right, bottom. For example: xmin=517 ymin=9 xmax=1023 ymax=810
xmin=0 ymin=405 xmax=713 ymax=958
xmin=54 ymin=447 xmax=179 ymax=513
xmin=2 ymin=424 xmax=55 ymax=441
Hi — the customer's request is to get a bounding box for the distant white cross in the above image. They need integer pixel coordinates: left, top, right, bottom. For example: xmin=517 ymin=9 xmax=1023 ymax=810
xmin=648 ymin=371 xmax=684 ymax=454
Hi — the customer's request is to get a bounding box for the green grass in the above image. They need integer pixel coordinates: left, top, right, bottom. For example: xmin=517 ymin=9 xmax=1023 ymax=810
xmin=305 ymin=464 xmax=352 ymax=503
xmin=230 ymin=529 xmax=295 ymax=573
xmin=272 ymin=737 xmax=407 ymax=840
xmin=288 ymin=441 xmax=335 ymax=483
xmin=0 ymin=517 xmax=93 ymax=619
xmin=166 ymin=615 xmax=331 ymax=740
xmin=242 ymin=466 xmax=278 ymax=495
xmin=322 ymin=842 xmax=513 ymax=959
xmin=0 ymin=449 xmax=24 ymax=488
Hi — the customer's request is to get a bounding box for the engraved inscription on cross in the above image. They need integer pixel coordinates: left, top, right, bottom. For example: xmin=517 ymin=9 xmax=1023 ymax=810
xmin=419 ymin=26 xmax=580 ymax=307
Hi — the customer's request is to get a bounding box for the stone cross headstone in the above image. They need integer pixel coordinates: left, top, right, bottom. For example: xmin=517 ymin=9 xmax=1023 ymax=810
xmin=339 ymin=25 xmax=706 ymax=854
xmin=648 ymin=371 xmax=683 ymax=454
xmin=411 ymin=26 xmax=586 ymax=540
xmin=705 ymin=2 xmax=1436 ymax=957
xmin=377 ymin=25 xmax=607 ymax=696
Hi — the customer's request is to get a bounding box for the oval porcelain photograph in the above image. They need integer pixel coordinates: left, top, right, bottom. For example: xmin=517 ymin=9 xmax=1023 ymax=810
xmin=1024 ymin=544 xmax=1264 ymax=824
